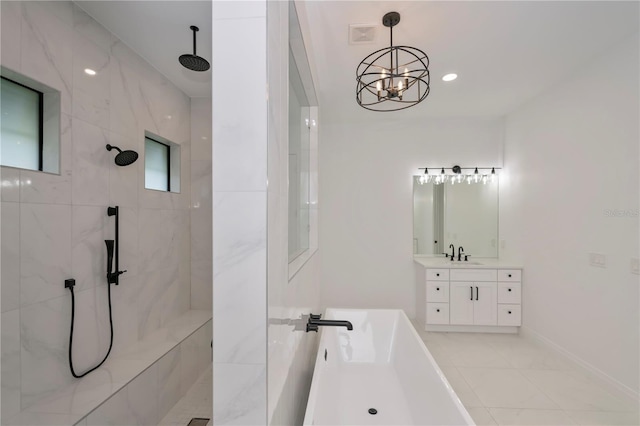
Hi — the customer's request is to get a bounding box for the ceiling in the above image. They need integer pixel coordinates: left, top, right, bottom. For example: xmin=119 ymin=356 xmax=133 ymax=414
xmin=76 ymin=1 xmax=211 ymax=98
xmin=74 ymin=1 xmax=638 ymax=115
xmin=299 ymin=1 xmax=639 ymax=123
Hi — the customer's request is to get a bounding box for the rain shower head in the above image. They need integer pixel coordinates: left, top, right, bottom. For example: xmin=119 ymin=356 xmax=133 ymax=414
xmin=179 ymin=26 xmax=210 ymax=72
xmin=106 ymin=144 xmax=138 ymax=166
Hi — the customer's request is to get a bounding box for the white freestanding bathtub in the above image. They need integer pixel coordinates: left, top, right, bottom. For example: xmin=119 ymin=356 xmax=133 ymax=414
xmin=303 ymin=309 xmax=474 ymax=425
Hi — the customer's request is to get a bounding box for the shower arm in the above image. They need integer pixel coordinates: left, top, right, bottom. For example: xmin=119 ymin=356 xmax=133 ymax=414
xmin=107 ymin=206 xmax=126 ymax=285
xmin=192 ymin=27 xmax=197 ymax=55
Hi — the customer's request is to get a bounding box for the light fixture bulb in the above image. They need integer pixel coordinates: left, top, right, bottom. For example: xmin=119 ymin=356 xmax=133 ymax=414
xmin=442 ymin=73 xmax=457 ymax=82
xmin=84 ymin=68 xmax=97 ymax=76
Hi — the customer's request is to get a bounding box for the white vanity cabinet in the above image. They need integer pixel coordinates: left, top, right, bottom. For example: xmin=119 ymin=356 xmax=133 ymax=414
xmin=449 ymin=281 xmax=497 ymax=325
xmin=416 ymin=263 xmax=522 ymax=333
xmin=449 ymin=269 xmax=499 ymax=326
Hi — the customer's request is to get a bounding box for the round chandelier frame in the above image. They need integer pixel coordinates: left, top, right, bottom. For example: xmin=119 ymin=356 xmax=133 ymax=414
xmin=356 ymin=12 xmax=431 ymax=112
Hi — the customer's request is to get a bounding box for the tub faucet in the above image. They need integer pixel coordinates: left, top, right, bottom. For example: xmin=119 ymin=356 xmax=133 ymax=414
xmin=458 ymin=246 xmax=465 ymax=261
xmin=306 ymin=314 xmax=353 ymax=332
xmin=449 ymin=244 xmax=455 ymax=261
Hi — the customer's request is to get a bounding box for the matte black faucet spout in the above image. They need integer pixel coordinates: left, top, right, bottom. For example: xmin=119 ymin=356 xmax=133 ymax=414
xmin=449 ymin=243 xmax=455 ymax=261
xmin=306 ymin=314 xmax=353 ymax=332
xmin=458 ymin=246 xmax=465 ymax=261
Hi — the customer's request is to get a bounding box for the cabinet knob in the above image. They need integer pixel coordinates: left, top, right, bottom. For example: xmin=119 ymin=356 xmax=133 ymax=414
xmin=436 ymin=287 xmax=440 ymax=291
xmin=436 ymin=309 xmax=440 ymax=313
xmin=508 ymin=288 xmax=512 ymax=292
xmin=436 ymin=273 xmax=440 ymax=277
xmin=508 ymin=274 xmax=512 ymax=277
xmin=508 ymin=311 xmax=512 ymax=314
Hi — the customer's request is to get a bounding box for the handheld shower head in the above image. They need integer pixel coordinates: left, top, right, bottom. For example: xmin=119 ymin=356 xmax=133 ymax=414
xmin=106 ymin=144 xmax=138 ymax=166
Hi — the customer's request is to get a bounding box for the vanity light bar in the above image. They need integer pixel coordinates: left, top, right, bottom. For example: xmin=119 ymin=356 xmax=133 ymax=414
xmin=417 ymin=166 xmax=501 ymax=185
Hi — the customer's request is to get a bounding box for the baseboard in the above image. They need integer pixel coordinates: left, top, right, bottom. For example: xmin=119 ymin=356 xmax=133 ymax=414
xmin=520 ymin=326 xmax=639 ymax=401
xmin=425 ymin=324 xmax=518 ymax=334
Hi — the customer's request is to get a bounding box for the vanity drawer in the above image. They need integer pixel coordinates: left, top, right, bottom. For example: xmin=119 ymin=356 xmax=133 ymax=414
xmin=426 ymin=282 xmax=449 ymax=303
xmin=498 ymin=283 xmax=521 ymax=304
xmin=497 ymin=304 xmax=521 ymax=326
xmin=498 ymin=269 xmax=521 ymax=282
xmin=426 ymin=303 xmax=450 ymax=325
xmin=426 ymin=269 xmax=449 ymax=281
xmin=450 ymin=269 xmax=497 ymax=282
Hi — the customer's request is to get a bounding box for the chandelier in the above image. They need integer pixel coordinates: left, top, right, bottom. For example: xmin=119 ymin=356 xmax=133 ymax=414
xmin=356 ymin=12 xmax=430 ymax=112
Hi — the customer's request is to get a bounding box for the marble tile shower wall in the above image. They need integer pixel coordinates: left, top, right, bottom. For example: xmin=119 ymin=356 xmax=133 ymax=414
xmin=0 ymin=1 xmax=193 ymax=419
xmin=190 ymin=97 xmax=212 ymax=311
xmin=212 ymin=1 xmax=268 ymax=424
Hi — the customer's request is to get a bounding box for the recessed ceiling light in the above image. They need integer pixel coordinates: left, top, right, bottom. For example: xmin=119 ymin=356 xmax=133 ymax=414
xmin=442 ymin=73 xmax=457 ymax=82
xmin=84 ymin=68 xmax=97 ymax=76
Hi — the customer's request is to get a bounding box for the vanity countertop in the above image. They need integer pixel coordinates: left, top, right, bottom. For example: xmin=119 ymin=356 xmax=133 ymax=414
xmin=413 ymin=256 xmax=523 ymax=269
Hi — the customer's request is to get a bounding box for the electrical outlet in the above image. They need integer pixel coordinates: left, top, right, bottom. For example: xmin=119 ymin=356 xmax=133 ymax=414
xmin=631 ymin=258 xmax=640 ymax=275
xmin=589 ymin=253 xmax=606 ymax=268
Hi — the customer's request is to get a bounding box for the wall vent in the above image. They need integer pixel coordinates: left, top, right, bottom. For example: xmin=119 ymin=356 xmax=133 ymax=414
xmin=349 ymin=24 xmax=377 ymax=44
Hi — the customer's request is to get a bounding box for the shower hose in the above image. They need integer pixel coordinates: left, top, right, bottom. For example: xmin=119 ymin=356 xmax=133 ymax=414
xmin=66 ymin=278 xmax=114 ymax=378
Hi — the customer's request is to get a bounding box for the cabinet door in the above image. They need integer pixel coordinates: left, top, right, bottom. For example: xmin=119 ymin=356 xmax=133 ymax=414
xmin=474 ymin=282 xmax=497 ymax=325
xmin=449 ymin=281 xmax=474 ymax=325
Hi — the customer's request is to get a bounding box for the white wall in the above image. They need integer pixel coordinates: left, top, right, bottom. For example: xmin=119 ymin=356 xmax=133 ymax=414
xmin=500 ymin=33 xmax=639 ymax=394
xmin=319 ymin=117 xmax=503 ymax=317
xmin=267 ymin=2 xmax=321 ymax=424
xmin=0 ymin=1 xmax=194 ymax=418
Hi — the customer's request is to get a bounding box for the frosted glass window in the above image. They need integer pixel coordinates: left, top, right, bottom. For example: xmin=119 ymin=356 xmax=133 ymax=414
xmin=145 ymin=137 xmax=170 ymax=191
xmin=1 ymin=77 xmax=42 ymax=170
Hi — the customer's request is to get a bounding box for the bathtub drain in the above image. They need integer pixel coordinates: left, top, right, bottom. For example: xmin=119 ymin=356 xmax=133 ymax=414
xmin=368 ymin=408 xmax=377 ymax=415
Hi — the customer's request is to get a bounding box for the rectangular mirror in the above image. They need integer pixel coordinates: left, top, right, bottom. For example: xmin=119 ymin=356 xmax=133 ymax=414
xmin=413 ymin=177 xmax=499 ymax=257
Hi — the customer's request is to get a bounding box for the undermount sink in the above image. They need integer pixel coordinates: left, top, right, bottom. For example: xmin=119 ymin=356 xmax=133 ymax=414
xmin=445 ymin=261 xmax=483 ymax=266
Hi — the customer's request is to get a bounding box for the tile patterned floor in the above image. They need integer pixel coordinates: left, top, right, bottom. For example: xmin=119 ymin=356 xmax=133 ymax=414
xmin=411 ymin=323 xmax=639 ymax=426
xmin=158 ymin=364 xmax=212 ymax=426
xmin=156 ymin=331 xmax=638 ymax=426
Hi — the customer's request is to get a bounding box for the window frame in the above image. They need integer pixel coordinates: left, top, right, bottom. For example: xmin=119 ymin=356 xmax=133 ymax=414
xmin=1 ymin=75 xmax=45 ymax=171
xmin=144 ymin=136 xmax=171 ymax=192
